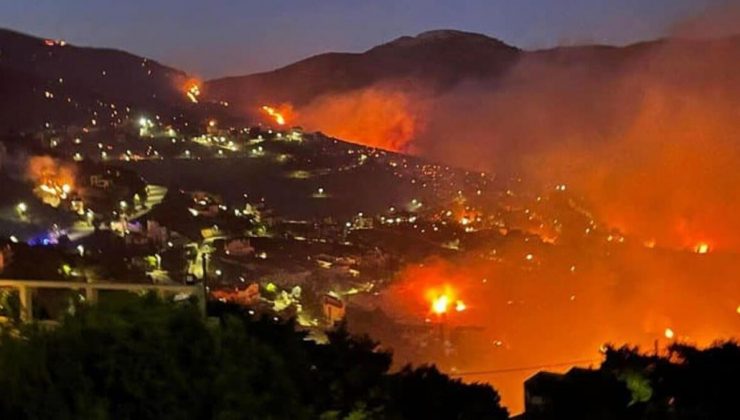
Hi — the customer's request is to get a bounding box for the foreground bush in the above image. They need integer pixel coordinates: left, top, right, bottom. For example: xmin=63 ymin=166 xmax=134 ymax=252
xmin=0 ymin=295 xmax=507 ymax=420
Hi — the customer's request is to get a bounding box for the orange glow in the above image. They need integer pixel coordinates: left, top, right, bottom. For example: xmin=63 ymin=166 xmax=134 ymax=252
xmin=27 ymin=156 xmax=77 ymax=207
xmin=375 ymin=251 xmax=740 ymax=413
xmin=183 ymin=79 xmax=201 ymax=103
xmin=694 ymin=242 xmax=710 ymax=254
xmin=432 ymin=295 xmax=450 ymax=314
xmin=261 ymin=105 xmax=290 ymax=126
xmin=455 ymin=300 xmax=467 ymax=312
xmin=296 ymin=86 xmax=419 ymax=151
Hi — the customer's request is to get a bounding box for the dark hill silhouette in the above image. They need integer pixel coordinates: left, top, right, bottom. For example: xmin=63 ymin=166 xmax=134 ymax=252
xmin=4 ymin=27 xmax=740 ymax=137
xmin=0 ymin=28 xmax=208 ymax=134
xmin=204 ymin=29 xmax=521 ymax=109
xmin=204 ymin=29 xmax=740 ymax=120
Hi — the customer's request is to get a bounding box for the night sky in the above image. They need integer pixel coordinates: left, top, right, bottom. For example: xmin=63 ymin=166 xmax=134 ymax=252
xmin=0 ymin=0 xmax=732 ymax=78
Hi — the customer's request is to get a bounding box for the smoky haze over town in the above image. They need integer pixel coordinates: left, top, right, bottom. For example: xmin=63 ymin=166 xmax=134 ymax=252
xmin=0 ymin=2 xmax=739 ymax=419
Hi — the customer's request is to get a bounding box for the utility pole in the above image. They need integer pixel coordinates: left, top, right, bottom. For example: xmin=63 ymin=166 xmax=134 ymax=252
xmin=654 ymin=339 xmax=659 ymax=357
xmin=201 ymin=252 xmax=209 ymax=296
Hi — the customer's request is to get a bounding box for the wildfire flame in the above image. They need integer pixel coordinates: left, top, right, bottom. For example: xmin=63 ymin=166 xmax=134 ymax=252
xmin=428 ymin=285 xmax=466 ymax=316
xmin=432 ymin=295 xmax=450 ymax=314
xmin=184 ymin=79 xmax=201 ymax=104
xmin=455 ymin=300 xmax=467 ymax=312
xmin=27 ymin=156 xmax=77 ymax=208
xmin=261 ymin=105 xmax=286 ymax=126
xmin=694 ymin=242 xmax=710 ymax=254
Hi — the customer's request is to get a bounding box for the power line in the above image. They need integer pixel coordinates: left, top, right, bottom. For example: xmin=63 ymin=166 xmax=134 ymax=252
xmin=449 ymin=358 xmax=602 ymax=376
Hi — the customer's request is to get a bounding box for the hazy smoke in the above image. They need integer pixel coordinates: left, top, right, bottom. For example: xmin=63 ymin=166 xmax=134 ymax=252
xmin=671 ymin=2 xmax=740 ymax=39
xmin=298 ymin=33 xmax=740 ymax=252
xmin=301 ymin=9 xmax=740 ymax=412
xmin=296 ymin=84 xmax=422 ymax=151
xmin=377 ymin=249 xmax=740 ymax=411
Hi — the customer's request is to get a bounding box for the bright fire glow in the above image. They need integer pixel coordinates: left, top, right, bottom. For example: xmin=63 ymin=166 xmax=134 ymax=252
xmin=455 ymin=300 xmax=467 ymax=312
xmin=432 ymin=294 xmax=450 ymax=314
xmin=694 ymin=242 xmax=710 ymax=254
xmin=664 ymin=328 xmax=675 ymax=339
xmin=27 ymin=156 xmax=77 ymax=207
xmin=185 ymin=80 xmax=201 ymax=103
xmin=261 ymin=105 xmax=286 ymax=126
xmin=296 ymin=87 xmax=417 ymax=151
xmin=427 ymin=284 xmax=466 ymax=316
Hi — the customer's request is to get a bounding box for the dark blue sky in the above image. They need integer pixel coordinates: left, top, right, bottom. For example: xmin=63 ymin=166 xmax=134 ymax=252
xmin=0 ymin=0 xmax=731 ymax=78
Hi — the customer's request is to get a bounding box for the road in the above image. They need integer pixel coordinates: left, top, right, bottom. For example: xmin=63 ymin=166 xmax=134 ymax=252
xmin=66 ymin=184 xmax=168 ymax=242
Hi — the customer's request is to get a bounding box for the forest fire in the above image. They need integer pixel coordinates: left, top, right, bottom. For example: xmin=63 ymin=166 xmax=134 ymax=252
xmin=430 ymin=293 xmax=466 ymax=315
xmin=296 ymin=86 xmax=419 ymax=151
xmin=261 ymin=105 xmax=287 ymax=126
xmin=377 ymin=242 xmax=740 ymax=412
xmin=27 ymin=156 xmax=77 ymax=208
xmin=695 ymin=242 xmax=711 ymax=254
xmin=425 ymin=284 xmax=464 ymax=316
xmin=431 ymin=294 xmax=450 ymax=314
xmin=184 ymin=79 xmax=201 ymax=103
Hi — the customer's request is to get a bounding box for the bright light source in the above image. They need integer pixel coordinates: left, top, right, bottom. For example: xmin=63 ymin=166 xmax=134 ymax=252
xmin=432 ymin=295 xmax=449 ymax=315
xmin=261 ymin=105 xmax=286 ymax=125
xmin=664 ymin=328 xmax=675 ymax=339
xmin=694 ymin=242 xmax=710 ymax=254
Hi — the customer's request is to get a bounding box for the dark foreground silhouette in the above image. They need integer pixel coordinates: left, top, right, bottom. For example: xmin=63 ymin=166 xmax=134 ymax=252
xmin=0 ymin=295 xmax=507 ymax=420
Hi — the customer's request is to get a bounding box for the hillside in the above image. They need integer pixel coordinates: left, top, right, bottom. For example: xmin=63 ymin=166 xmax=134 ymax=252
xmin=204 ymin=30 xmax=521 ymax=113
xmin=205 ymin=30 xmax=740 ymax=124
xmin=0 ymin=28 xmax=211 ymax=134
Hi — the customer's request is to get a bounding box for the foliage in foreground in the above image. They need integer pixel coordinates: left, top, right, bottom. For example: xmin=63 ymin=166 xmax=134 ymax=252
xmin=600 ymin=342 xmax=740 ymax=419
xmin=0 ymin=295 xmax=508 ymax=420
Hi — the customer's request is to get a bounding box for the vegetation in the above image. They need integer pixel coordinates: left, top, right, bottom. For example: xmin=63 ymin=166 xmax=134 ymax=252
xmin=0 ymin=295 xmax=508 ymax=420
xmin=600 ymin=343 xmax=740 ymax=419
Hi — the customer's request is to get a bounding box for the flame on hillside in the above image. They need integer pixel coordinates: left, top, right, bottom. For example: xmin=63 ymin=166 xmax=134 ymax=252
xmin=295 ymin=86 xmax=420 ymax=151
xmin=261 ymin=104 xmax=293 ymax=126
xmin=183 ymin=78 xmax=202 ymax=103
xmin=27 ymin=156 xmax=77 ymax=207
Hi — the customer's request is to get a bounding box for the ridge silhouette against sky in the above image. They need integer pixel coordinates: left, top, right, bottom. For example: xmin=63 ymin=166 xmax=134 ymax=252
xmin=0 ymin=0 xmax=733 ymax=78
